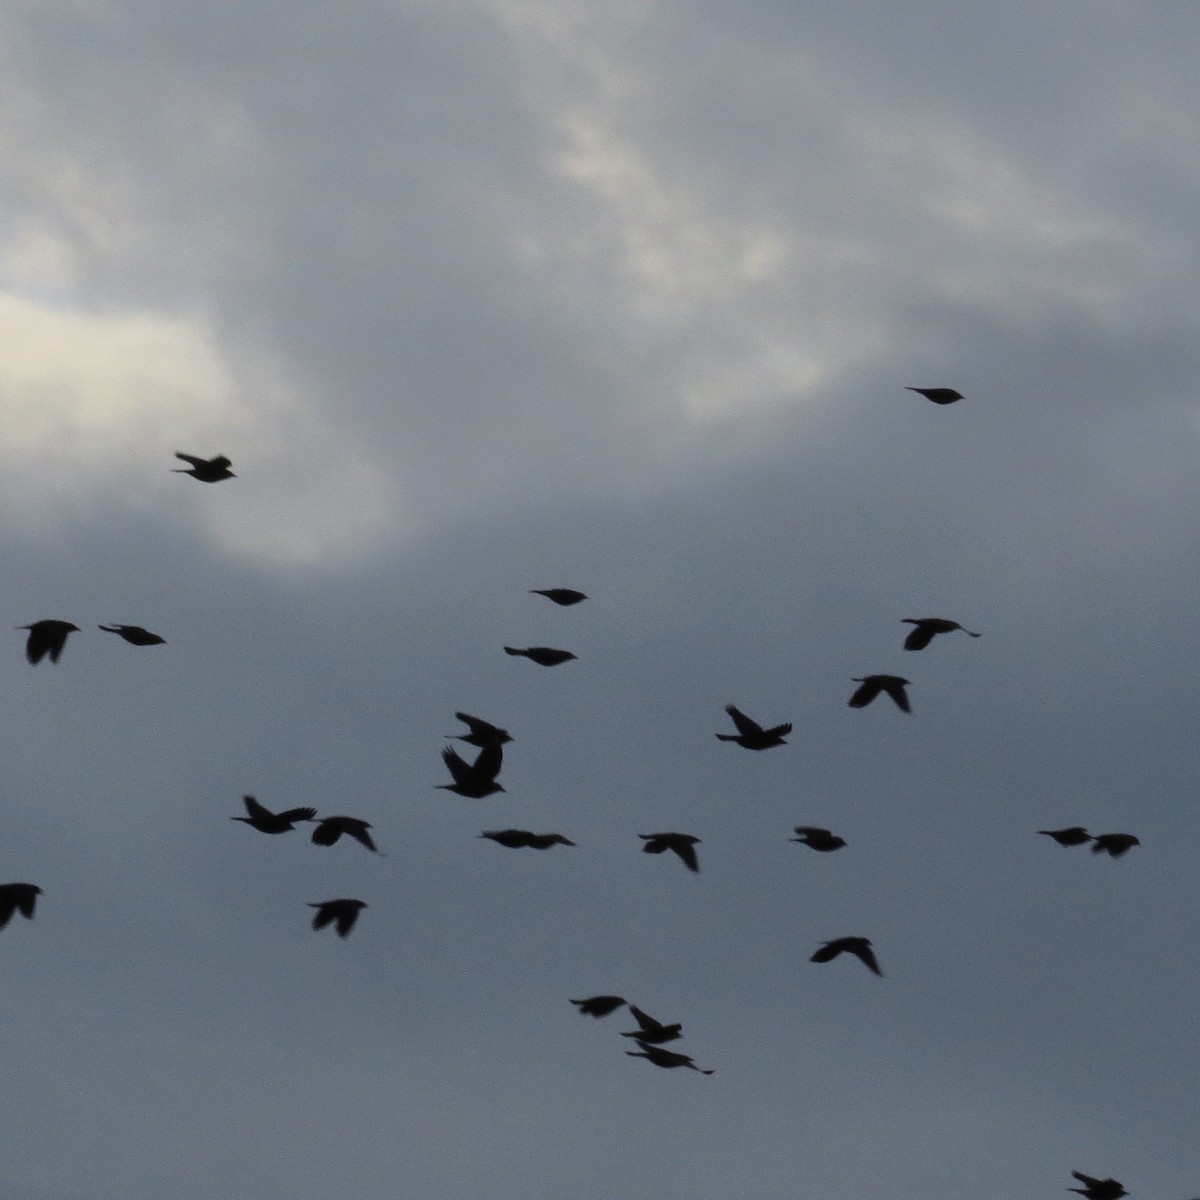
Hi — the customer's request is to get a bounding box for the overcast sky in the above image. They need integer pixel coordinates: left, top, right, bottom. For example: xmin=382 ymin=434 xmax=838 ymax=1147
xmin=1 ymin=2 xmax=1198 ymax=1198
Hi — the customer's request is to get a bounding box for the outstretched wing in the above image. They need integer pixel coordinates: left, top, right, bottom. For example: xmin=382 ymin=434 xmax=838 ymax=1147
xmin=441 ymin=745 xmax=472 ymax=785
xmin=724 ymin=704 xmax=763 ymax=737
xmin=472 ymin=743 xmax=503 ymax=783
xmin=880 ymin=679 xmax=912 ymax=713
xmin=242 ymin=795 xmax=273 ymax=820
xmin=670 ymin=840 xmax=699 ymax=873
xmin=847 ymin=680 xmax=880 ymax=709
xmin=903 ymin=622 xmax=935 ymax=651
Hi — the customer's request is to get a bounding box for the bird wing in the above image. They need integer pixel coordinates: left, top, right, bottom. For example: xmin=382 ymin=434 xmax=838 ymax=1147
xmin=794 ymin=826 xmax=831 ymax=838
xmin=0 ymin=896 xmax=15 ymax=929
xmin=880 ymin=678 xmax=912 ymax=713
xmin=347 ymin=823 xmax=378 ymax=852
xmin=242 ymin=795 xmax=273 ymax=820
xmin=670 ymin=840 xmax=700 ymax=873
xmin=174 ymin=452 xmax=206 ymax=467
xmin=334 ymin=905 xmax=360 ymax=937
xmin=628 ymin=1005 xmax=665 ymax=1033
xmin=472 ymin=743 xmax=504 ymax=783
xmin=903 ymin=623 xmax=935 ymax=651
xmin=763 ymin=723 xmax=792 ymax=739
xmin=1072 ymin=1174 xmax=1103 ymax=1188
xmin=13 ymin=887 xmax=38 ymax=919
xmin=847 ymin=679 xmax=880 ymax=708
xmin=810 ymin=942 xmax=839 ymax=963
xmin=278 ymin=807 xmax=317 ymax=824
xmin=311 ymin=821 xmax=340 ymax=846
xmin=455 ymin=712 xmax=497 ymax=737
xmin=850 ymin=942 xmax=883 ymax=975
xmin=441 ymin=745 xmax=472 ymax=785
xmin=724 ymin=704 xmax=763 ymax=737
xmin=310 ymin=903 xmax=335 ymax=930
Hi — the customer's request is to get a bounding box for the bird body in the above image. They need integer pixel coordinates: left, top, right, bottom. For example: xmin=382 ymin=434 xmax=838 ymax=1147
xmin=1091 ymin=833 xmax=1140 ymax=858
xmin=906 ymin=387 xmax=963 ymax=405
xmin=311 ymin=816 xmax=380 ymax=853
xmin=626 ymin=1042 xmax=713 ymax=1074
xmin=1068 ymin=1172 xmax=1128 ymax=1200
xmin=308 ymin=899 xmax=367 ymax=938
xmin=848 ymin=675 xmax=912 ymax=713
xmin=570 ymin=995 xmax=627 ymax=1018
xmin=173 ymin=452 xmax=235 ymax=482
xmin=449 ymin=711 xmax=512 ymax=748
xmin=639 ymin=832 xmax=701 ymax=873
xmin=481 ymin=829 xmax=575 ymax=849
xmin=18 ymin=620 xmax=79 ymax=664
xmin=439 ymin=744 xmax=505 ymax=798
xmin=530 ymin=588 xmax=587 ymax=606
xmin=503 ymin=646 xmax=577 ymax=667
xmin=901 ymin=617 xmax=980 ymax=651
xmin=98 ymin=624 xmax=166 ymax=646
xmin=1039 ymin=826 xmax=1093 ymax=847
xmin=0 ymin=883 xmax=42 ymax=929
xmin=811 ymin=936 xmax=883 ymax=976
xmin=791 ymin=826 xmax=846 ymax=852
xmin=715 ymin=704 xmax=791 ymax=749
xmin=232 ymin=795 xmax=317 ymax=834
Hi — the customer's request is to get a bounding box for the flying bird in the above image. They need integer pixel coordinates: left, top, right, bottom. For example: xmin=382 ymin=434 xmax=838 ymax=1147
xmin=308 ymin=899 xmax=367 ymax=938
xmin=639 ymin=833 xmax=701 ymax=873
xmin=0 ymin=883 xmax=42 ymax=929
xmin=1039 ymin=826 xmax=1093 ymax=847
xmin=18 ymin=620 xmax=80 ymax=664
xmin=906 ymin=387 xmax=963 ymax=405
xmin=901 ymin=617 xmax=980 ymax=651
xmin=449 ymin=711 xmax=512 ymax=748
xmin=530 ymin=588 xmax=587 ymax=606
xmin=480 ymin=829 xmax=575 ymax=849
xmin=311 ymin=816 xmax=381 ymax=853
xmin=503 ymin=646 xmax=577 ymax=667
xmin=232 ymin=794 xmax=317 ymax=834
xmin=1091 ymin=833 xmax=1140 ymax=858
xmin=790 ymin=826 xmax=846 ymax=852
xmin=811 ymin=936 xmax=883 ymax=976
xmin=626 ymin=1043 xmax=713 ymax=1074
xmin=1068 ymin=1172 xmax=1128 ymax=1200
xmin=438 ymin=744 xmax=505 ymax=798
xmin=172 ymin=452 xmax=235 ymax=482
xmin=620 ymin=1005 xmax=682 ymax=1045
xmin=570 ymin=995 xmax=627 ymax=1018
xmin=98 ymin=624 xmax=166 ymax=646
xmin=715 ymin=704 xmax=791 ymax=750
xmin=848 ymin=675 xmax=912 ymax=713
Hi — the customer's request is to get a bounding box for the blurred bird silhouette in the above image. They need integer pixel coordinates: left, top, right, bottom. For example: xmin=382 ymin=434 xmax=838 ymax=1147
xmin=715 ymin=704 xmax=791 ymax=750
xmin=1068 ymin=1172 xmax=1128 ymax=1200
xmin=906 ymin=387 xmax=963 ymax=405
xmin=626 ymin=1042 xmax=714 ymax=1074
xmin=173 ymin=452 xmax=235 ymax=482
xmin=308 ymin=899 xmax=367 ymax=938
xmin=232 ymin=795 xmax=316 ymax=834
xmin=901 ymin=618 xmax=980 ymax=651
xmin=639 ymin=833 xmax=701 ymax=873
xmin=438 ymin=744 xmax=505 ymax=798
xmin=530 ymin=589 xmax=587 ymax=606
xmin=98 ymin=624 xmax=166 ymax=646
xmin=18 ymin=620 xmax=79 ymax=664
xmin=848 ymin=675 xmax=912 ymax=713
xmin=0 ymin=883 xmax=42 ymax=929
xmin=620 ymin=1005 xmax=682 ymax=1045
xmin=449 ymin=711 xmax=512 ymax=748
xmin=504 ymin=646 xmax=577 ymax=667
xmin=790 ymin=826 xmax=846 ymax=852
xmin=1039 ymin=826 xmax=1093 ymax=847
xmin=570 ymin=995 xmax=627 ymax=1018
xmin=811 ymin=936 xmax=883 ymax=976
xmin=311 ymin=816 xmax=381 ymax=853
xmin=481 ymin=829 xmax=575 ymax=849
xmin=1091 ymin=833 xmax=1140 ymax=858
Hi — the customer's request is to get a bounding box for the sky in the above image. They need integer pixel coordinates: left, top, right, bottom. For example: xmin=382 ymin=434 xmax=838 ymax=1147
xmin=0 ymin=1 xmax=1198 ymax=1197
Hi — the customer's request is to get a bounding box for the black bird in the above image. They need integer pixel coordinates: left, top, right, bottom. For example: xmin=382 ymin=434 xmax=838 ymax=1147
xmin=530 ymin=588 xmax=587 ymax=606
xmin=1039 ymin=826 xmax=1093 ymax=847
xmin=0 ymin=883 xmax=42 ymax=929
xmin=906 ymin=386 xmax=963 ymax=405
xmin=570 ymin=995 xmax=627 ymax=1018
xmin=790 ymin=826 xmax=846 ymax=852
xmin=715 ymin=704 xmax=791 ymax=750
xmin=449 ymin=711 xmax=512 ymax=748
xmin=232 ymin=794 xmax=317 ymax=834
xmin=481 ymin=829 xmax=575 ymax=849
xmin=18 ymin=620 xmax=79 ymax=665
xmin=311 ymin=816 xmax=380 ymax=853
xmin=173 ymin=452 xmax=235 ymax=482
xmin=308 ymin=899 xmax=367 ymax=938
xmin=98 ymin=624 xmax=166 ymax=646
xmin=626 ymin=1042 xmax=714 ymax=1074
xmin=1068 ymin=1172 xmax=1128 ymax=1200
xmin=901 ymin=617 xmax=980 ymax=651
xmin=1091 ymin=833 xmax=1140 ymax=858
xmin=620 ymin=1005 xmax=682 ymax=1045
xmin=811 ymin=936 xmax=883 ymax=976
xmin=438 ymin=744 xmax=505 ymax=798
xmin=848 ymin=675 xmax=911 ymax=713
xmin=639 ymin=832 xmax=701 ymax=873
xmin=504 ymin=645 xmax=577 ymax=667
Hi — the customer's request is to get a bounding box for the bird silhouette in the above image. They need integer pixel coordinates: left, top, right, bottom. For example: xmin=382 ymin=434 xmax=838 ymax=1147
xmin=906 ymin=387 xmax=963 ymax=405
xmin=811 ymin=936 xmax=883 ymax=976
xmin=570 ymin=995 xmax=627 ymax=1018
xmin=308 ymin=899 xmax=367 ymax=938
xmin=790 ymin=826 xmax=846 ymax=852
xmin=232 ymin=795 xmax=317 ymax=834
xmin=715 ymin=704 xmax=791 ymax=749
xmin=98 ymin=624 xmax=166 ymax=646
xmin=18 ymin=620 xmax=80 ymax=664
xmin=311 ymin=816 xmax=380 ymax=853
xmin=626 ymin=1042 xmax=714 ymax=1074
xmin=1091 ymin=833 xmax=1140 ymax=858
xmin=448 ymin=711 xmax=512 ymax=748
xmin=530 ymin=588 xmax=587 ymax=606
xmin=639 ymin=833 xmax=701 ymax=873
xmin=438 ymin=744 xmax=505 ymax=798
xmin=1039 ymin=826 xmax=1093 ymax=847
xmin=172 ymin=452 xmax=235 ymax=482
xmin=901 ymin=618 xmax=980 ymax=651
xmin=620 ymin=1005 xmax=682 ymax=1044
xmin=481 ymin=829 xmax=575 ymax=849
xmin=0 ymin=883 xmax=42 ymax=929
xmin=1068 ymin=1172 xmax=1128 ymax=1200
xmin=504 ymin=646 xmax=577 ymax=667
xmin=848 ymin=675 xmax=912 ymax=713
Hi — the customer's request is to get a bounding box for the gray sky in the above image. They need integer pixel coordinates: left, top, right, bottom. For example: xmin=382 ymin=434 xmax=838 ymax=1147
xmin=1 ymin=2 xmax=1197 ymax=1197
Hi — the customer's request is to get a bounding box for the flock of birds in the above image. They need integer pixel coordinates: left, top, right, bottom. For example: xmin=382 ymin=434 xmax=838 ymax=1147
xmin=0 ymin=435 xmax=1168 ymax=1198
